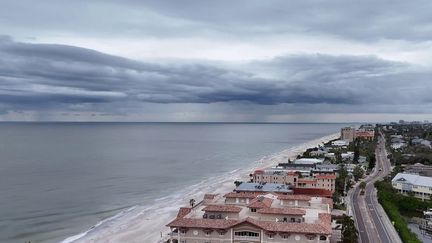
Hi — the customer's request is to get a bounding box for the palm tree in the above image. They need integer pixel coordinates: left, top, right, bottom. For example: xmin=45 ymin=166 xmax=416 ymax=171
xmin=341 ymin=214 xmax=358 ymax=243
xmin=189 ymin=198 xmax=196 ymax=208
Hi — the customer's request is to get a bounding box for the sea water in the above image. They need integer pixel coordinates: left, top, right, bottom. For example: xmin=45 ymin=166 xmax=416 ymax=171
xmin=0 ymin=122 xmax=346 ymax=243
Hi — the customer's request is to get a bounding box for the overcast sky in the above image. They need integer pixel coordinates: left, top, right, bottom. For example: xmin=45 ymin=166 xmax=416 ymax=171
xmin=1 ymin=0 xmax=432 ymax=122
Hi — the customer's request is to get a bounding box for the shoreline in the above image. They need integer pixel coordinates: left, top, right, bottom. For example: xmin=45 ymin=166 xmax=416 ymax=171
xmin=63 ymin=132 xmax=340 ymax=243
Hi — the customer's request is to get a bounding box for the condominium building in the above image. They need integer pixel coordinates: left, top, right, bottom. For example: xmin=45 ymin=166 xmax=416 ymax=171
xmin=167 ymin=192 xmax=333 ymax=243
xmin=355 ymin=130 xmax=375 ymax=140
xmin=392 ymin=173 xmax=432 ymax=201
xmin=250 ymin=169 xmax=336 ymax=192
xmin=341 ymin=127 xmax=356 ymax=142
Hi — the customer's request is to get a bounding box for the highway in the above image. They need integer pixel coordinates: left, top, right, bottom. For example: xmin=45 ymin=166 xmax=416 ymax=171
xmin=348 ymin=131 xmax=402 ymax=243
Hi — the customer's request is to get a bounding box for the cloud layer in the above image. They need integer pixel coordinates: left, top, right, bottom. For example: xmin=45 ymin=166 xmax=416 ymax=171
xmin=1 ymin=36 xmax=431 ymax=121
xmin=1 ymin=1 xmax=432 ymax=121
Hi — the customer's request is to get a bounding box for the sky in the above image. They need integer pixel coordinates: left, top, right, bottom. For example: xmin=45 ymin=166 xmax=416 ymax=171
xmin=1 ymin=0 xmax=432 ymax=122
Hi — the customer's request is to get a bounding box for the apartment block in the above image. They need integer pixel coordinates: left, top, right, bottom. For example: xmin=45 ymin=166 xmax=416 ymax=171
xmin=167 ymin=192 xmax=333 ymax=243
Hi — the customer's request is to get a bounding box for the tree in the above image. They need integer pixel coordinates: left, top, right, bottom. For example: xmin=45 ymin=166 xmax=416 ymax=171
xmin=335 ymin=164 xmax=348 ymax=194
xmin=234 ymin=181 xmax=243 ymax=187
xmin=353 ymin=165 xmax=364 ymax=181
xmin=332 ymin=191 xmax=342 ymax=205
xmin=353 ymin=139 xmax=360 ymax=163
xmin=189 ymin=198 xmax=196 ymax=208
xmin=368 ymin=154 xmax=376 ymax=170
xmin=341 ymin=214 xmax=358 ymax=243
xmin=359 ymin=181 xmax=366 ymax=190
xmin=335 ymin=151 xmax=342 ymax=164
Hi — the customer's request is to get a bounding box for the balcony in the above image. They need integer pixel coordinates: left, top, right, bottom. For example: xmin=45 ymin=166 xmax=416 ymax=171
xmin=233 ymin=235 xmax=260 ymax=241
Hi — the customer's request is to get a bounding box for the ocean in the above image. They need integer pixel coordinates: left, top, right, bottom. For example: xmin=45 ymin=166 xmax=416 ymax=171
xmin=0 ymin=122 xmax=345 ymax=243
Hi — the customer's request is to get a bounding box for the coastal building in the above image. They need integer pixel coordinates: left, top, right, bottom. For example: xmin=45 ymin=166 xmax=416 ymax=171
xmin=294 ymin=158 xmax=324 ymax=165
xmin=310 ymin=149 xmax=327 ymax=157
xmin=341 ymin=152 xmax=354 ymax=161
xmin=331 ymin=140 xmax=348 ymax=147
xmin=167 ymin=192 xmax=333 ymax=243
xmin=392 ymin=173 xmax=432 ymax=201
xmin=341 ymin=127 xmax=356 ymax=142
xmin=391 ymin=142 xmax=406 ymax=150
xmin=355 ymin=130 xmax=375 ymax=140
xmin=411 ymin=138 xmax=431 ymax=148
xmin=403 ymin=163 xmax=432 ymax=177
xmin=250 ymin=169 xmax=336 ymax=192
xmin=234 ymin=182 xmax=292 ymax=194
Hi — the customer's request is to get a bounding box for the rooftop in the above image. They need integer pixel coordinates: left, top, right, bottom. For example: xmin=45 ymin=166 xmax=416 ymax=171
xmin=392 ymin=173 xmax=432 ymax=187
xmin=235 ymin=182 xmax=292 ymax=193
xmin=202 ymin=205 xmax=242 ymax=213
xmin=167 ymin=192 xmax=332 ymax=235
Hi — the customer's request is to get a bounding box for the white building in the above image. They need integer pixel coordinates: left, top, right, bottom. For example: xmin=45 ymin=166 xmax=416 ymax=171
xmin=392 ymin=173 xmax=432 ymax=201
xmin=331 ymin=140 xmax=348 ymax=147
xmin=294 ymin=158 xmax=325 ymax=165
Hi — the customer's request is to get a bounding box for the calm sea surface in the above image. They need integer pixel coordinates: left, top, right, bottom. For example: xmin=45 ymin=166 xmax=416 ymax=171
xmin=0 ymin=122 xmax=346 ymax=243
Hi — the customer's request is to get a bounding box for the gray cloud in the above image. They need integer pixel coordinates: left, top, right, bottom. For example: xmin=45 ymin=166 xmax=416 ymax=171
xmin=2 ymin=0 xmax=432 ymax=43
xmin=0 ymin=37 xmax=431 ymax=118
xmin=134 ymin=0 xmax=432 ymax=42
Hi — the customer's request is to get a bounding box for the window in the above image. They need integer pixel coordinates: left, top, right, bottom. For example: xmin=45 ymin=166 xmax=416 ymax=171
xmin=234 ymin=231 xmax=259 ymax=237
xmin=180 ymin=229 xmax=187 ymax=235
xmin=306 ymin=234 xmax=316 ymax=240
xmin=250 ymin=208 xmax=257 ymax=212
xmin=180 ymin=240 xmax=186 ymax=243
xmin=205 ymin=231 xmax=210 ymax=236
xmin=320 ymin=235 xmax=327 ymax=240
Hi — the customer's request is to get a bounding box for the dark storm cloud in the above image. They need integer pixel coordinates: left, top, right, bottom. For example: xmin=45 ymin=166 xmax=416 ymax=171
xmin=1 ymin=37 xmax=431 ymax=114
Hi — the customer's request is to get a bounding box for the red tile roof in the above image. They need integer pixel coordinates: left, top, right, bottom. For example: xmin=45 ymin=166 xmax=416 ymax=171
xmin=293 ymin=188 xmax=333 ymax=198
xmin=167 ymin=216 xmax=332 ymax=235
xmin=176 ymin=207 xmax=191 ymax=218
xmin=167 ymin=218 xmax=239 ymax=229
xmin=252 ymin=169 xmax=264 ymax=175
xmin=243 ymin=217 xmax=332 ymax=234
xmin=224 ymin=192 xmax=263 ymax=199
xmin=257 ymin=207 xmax=306 ymax=216
xmin=277 ymin=194 xmax=311 ymax=201
xmin=202 ymin=205 xmax=242 ymax=213
xmin=247 ymin=197 xmax=273 ymax=209
xmin=319 ymin=213 xmax=332 ymax=226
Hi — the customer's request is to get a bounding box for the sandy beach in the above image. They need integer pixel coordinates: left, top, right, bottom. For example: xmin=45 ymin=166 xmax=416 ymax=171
xmin=63 ymin=132 xmax=340 ymax=243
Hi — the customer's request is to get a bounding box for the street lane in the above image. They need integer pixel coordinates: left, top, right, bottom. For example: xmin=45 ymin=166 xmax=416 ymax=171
xmin=349 ymin=130 xmax=401 ymax=243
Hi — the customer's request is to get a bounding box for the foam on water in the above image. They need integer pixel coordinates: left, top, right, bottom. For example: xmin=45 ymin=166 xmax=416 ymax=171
xmin=62 ymin=132 xmax=339 ymax=243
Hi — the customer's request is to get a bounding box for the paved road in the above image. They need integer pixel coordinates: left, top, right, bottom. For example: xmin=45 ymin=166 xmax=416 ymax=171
xmin=349 ymin=131 xmax=402 ymax=243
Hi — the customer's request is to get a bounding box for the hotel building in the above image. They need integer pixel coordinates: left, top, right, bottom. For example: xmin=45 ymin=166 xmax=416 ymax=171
xmin=167 ymin=192 xmax=333 ymax=243
xmin=250 ymin=169 xmax=336 ymax=193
